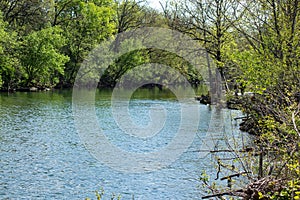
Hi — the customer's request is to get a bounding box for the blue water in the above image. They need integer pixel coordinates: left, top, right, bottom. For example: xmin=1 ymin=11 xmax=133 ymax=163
xmin=0 ymin=89 xmax=244 ymax=199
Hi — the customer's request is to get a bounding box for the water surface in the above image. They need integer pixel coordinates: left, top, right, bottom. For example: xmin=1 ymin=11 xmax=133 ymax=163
xmin=0 ymin=89 xmax=243 ymax=199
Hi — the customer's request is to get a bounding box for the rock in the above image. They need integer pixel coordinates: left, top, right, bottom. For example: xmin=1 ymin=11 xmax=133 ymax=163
xmin=195 ymin=94 xmax=211 ymax=105
xmin=29 ymin=87 xmax=38 ymax=91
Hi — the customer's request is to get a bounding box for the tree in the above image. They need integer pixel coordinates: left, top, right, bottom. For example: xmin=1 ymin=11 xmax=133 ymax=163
xmin=0 ymin=0 xmax=48 ymax=33
xmin=48 ymin=0 xmax=116 ymax=87
xmin=0 ymin=10 xmax=19 ymax=90
xmin=199 ymin=0 xmax=300 ymax=198
xmin=163 ymin=0 xmax=245 ymax=93
xmin=114 ymin=0 xmax=161 ymax=34
xmin=19 ymin=26 xmax=69 ymax=88
xmin=108 ymin=0 xmax=203 ymax=89
xmin=99 ymin=0 xmax=154 ymax=87
xmin=234 ymin=1 xmax=300 ymax=197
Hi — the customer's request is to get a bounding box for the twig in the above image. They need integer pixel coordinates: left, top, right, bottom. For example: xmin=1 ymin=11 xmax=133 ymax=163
xmin=202 ymin=189 xmax=245 ymax=199
xmin=292 ymin=110 xmax=300 ymax=137
xmin=220 ymin=172 xmax=251 ymax=180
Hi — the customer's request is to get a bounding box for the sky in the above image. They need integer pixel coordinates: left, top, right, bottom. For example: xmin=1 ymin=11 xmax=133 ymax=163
xmin=147 ymin=0 xmax=165 ymax=11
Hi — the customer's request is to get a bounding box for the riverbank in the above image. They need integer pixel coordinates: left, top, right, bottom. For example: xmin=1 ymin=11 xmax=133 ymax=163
xmin=195 ymin=89 xmax=300 ymax=199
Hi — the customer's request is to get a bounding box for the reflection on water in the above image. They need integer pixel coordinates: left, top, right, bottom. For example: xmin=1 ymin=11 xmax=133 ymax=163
xmin=0 ymin=89 xmax=243 ymax=199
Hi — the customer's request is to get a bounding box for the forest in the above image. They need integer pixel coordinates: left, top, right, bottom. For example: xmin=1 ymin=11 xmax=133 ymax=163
xmin=0 ymin=0 xmax=299 ymax=199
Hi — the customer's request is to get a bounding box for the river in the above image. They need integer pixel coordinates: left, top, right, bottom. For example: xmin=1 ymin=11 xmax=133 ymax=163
xmin=0 ymin=89 xmax=244 ymax=199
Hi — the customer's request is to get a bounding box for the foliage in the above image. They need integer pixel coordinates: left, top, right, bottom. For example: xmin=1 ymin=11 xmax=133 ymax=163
xmin=19 ymin=26 xmax=69 ymax=87
xmin=0 ymin=0 xmax=48 ymax=33
xmin=0 ymin=11 xmax=19 ymax=89
xmin=163 ymin=0 xmax=245 ymax=92
xmin=171 ymin=0 xmax=300 ymax=198
xmin=100 ymin=49 xmax=150 ymax=88
xmin=0 ymin=0 xmax=204 ymax=90
xmin=54 ymin=0 xmax=117 ymax=86
xmin=85 ymin=188 xmax=122 ymax=200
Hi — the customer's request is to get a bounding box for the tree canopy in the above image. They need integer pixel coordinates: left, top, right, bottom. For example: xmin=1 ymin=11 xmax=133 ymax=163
xmin=0 ymin=0 xmax=204 ymax=90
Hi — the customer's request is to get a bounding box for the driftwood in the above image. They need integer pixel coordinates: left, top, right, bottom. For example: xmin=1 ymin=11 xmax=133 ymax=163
xmin=202 ymin=177 xmax=286 ymax=199
xmin=202 ymin=190 xmax=245 ymax=199
xmin=196 ymin=147 xmax=255 ymax=154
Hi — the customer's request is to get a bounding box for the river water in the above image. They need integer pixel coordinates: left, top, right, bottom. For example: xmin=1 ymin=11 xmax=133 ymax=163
xmin=0 ymin=89 xmax=244 ymax=199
